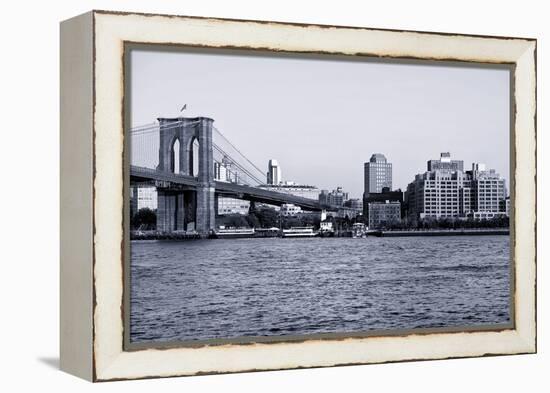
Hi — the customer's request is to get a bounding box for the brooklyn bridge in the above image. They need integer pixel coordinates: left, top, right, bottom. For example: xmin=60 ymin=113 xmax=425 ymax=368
xmin=129 ymin=117 xmax=338 ymax=235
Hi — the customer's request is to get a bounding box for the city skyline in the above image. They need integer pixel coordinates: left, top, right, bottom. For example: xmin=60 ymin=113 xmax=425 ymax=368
xmin=258 ymin=152 xmax=507 ymax=200
xmin=130 ymin=48 xmax=510 ymax=198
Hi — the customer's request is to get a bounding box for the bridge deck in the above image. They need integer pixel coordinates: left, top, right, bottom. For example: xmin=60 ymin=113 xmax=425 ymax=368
xmin=130 ymin=166 xmax=335 ymax=211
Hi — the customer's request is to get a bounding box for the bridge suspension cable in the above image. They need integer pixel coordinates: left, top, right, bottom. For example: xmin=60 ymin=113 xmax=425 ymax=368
xmin=212 ymin=126 xmax=266 ymax=179
xmin=129 ymin=120 xmax=267 ymax=187
xmin=212 ymin=142 xmax=264 ymax=185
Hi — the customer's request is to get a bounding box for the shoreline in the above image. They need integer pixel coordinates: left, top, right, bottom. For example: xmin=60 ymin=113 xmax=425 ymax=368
xmin=370 ymin=229 xmax=509 ymax=237
xmin=130 ymin=228 xmax=509 ymax=241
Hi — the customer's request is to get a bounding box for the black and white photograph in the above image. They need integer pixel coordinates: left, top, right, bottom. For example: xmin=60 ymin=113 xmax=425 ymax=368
xmin=2 ymin=0 xmax=546 ymax=388
xmin=127 ymin=46 xmax=513 ymax=346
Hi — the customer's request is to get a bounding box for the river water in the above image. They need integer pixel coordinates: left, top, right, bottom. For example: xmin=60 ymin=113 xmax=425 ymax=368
xmin=130 ymin=236 xmax=510 ymax=344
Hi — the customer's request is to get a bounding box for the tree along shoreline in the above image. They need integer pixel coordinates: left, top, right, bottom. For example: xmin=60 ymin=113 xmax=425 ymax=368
xmin=130 ymin=206 xmax=510 ymax=232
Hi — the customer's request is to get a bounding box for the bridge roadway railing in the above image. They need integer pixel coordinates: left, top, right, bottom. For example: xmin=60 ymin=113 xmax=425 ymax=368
xmin=130 ymin=166 xmax=337 ymax=212
xmin=130 ymin=166 xmax=200 ymax=187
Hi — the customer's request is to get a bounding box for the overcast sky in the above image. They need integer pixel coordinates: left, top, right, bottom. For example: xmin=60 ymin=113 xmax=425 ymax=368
xmin=130 ymin=47 xmax=510 ymax=199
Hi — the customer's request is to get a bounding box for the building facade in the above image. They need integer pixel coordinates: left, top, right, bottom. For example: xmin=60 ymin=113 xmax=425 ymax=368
xmin=364 ymin=153 xmax=392 ymax=197
xmin=266 ymin=159 xmax=282 ymax=185
xmin=406 ymin=169 xmax=469 ymax=219
xmin=130 ymin=186 xmax=158 ymax=212
xmin=345 ymin=198 xmax=363 ymax=210
xmin=326 ymin=206 xmax=362 ymax=220
xmin=217 ymin=197 xmax=250 ymax=215
xmin=214 ymin=157 xmax=251 ymax=215
xmin=427 ymin=152 xmax=464 ymax=172
xmin=368 ymin=201 xmax=401 ymax=229
xmin=500 ymin=197 xmax=511 ymax=217
xmin=363 ymin=188 xmax=403 ymax=218
xmin=280 ymin=203 xmax=302 ymax=216
xmin=260 ymin=183 xmax=320 ymax=200
xmin=319 ymin=187 xmax=349 ymax=206
xmin=214 ymin=156 xmax=240 ymax=183
xmin=405 ymin=153 xmax=507 ymax=222
xmin=470 ymin=166 xmax=507 ymax=215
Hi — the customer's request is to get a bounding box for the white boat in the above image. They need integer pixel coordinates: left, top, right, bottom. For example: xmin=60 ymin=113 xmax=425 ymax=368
xmin=351 ymin=223 xmax=367 ymax=238
xmin=281 ymin=226 xmax=318 ymax=238
xmin=213 ymin=227 xmax=255 ymax=238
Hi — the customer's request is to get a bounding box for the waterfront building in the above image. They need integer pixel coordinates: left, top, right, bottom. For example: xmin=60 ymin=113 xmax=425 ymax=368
xmin=470 ymin=164 xmax=507 ymax=215
xmin=363 ymin=188 xmax=403 ymax=217
xmin=280 ymin=203 xmax=302 ymax=216
xmin=130 ymin=186 xmax=158 ymax=212
xmin=405 ymin=153 xmax=507 ymax=222
xmin=406 ymin=169 xmax=469 ymax=220
xmin=259 ymin=183 xmax=320 ymax=200
xmin=368 ymin=201 xmax=401 ymax=229
xmin=319 ymin=187 xmax=349 ymax=206
xmin=364 ymin=153 xmax=392 ymax=197
xmin=325 ymin=206 xmax=362 ymax=220
xmin=266 ymin=159 xmax=282 ymax=185
xmin=217 ymin=197 xmax=250 ymax=215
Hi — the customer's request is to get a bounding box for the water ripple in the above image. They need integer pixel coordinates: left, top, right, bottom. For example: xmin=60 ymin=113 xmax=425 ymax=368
xmin=130 ymin=236 xmax=510 ymax=343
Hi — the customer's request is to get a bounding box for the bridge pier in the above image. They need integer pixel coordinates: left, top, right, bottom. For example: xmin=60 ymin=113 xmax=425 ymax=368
xmin=196 ymin=186 xmax=216 ymax=233
xmin=156 ymin=117 xmax=216 ymax=235
xmin=156 ymin=190 xmax=185 ymax=232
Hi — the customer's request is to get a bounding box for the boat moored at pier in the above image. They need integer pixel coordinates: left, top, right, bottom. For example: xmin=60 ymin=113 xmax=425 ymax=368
xmin=212 ymin=227 xmax=256 ymax=239
xmin=281 ymin=226 xmax=318 ymax=238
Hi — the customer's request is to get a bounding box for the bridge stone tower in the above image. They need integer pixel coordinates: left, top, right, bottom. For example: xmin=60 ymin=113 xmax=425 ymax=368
xmin=156 ymin=117 xmax=216 ymax=234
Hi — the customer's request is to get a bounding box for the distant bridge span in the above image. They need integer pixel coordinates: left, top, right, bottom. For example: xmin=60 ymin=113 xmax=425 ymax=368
xmin=130 ymin=165 xmax=335 ymax=212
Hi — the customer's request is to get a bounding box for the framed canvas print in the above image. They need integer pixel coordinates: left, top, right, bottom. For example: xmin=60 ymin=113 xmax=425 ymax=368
xmin=60 ymin=10 xmax=537 ymax=382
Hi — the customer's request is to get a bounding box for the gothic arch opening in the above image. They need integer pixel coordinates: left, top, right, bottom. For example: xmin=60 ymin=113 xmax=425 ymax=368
xmin=171 ymin=138 xmax=180 ymax=174
xmin=189 ymin=137 xmax=200 ymax=177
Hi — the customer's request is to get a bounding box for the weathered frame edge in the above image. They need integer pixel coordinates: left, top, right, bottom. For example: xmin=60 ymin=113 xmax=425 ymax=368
xmin=59 ymin=11 xmax=95 ymax=382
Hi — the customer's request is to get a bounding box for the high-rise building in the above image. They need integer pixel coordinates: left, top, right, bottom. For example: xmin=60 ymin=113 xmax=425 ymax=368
xmin=364 ymin=153 xmax=392 ymax=197
xmin=406 ymin=168 xmax=469 ymax=220
xmin=405 ymin=153 xmax=507 ymax=222
xmin=214 ymin=156 xmax=241 ymax=183
xmin=267 ymin=159 xmax=282 ymax=185
xmin=469 ymin=164 xmax=507 ymax=219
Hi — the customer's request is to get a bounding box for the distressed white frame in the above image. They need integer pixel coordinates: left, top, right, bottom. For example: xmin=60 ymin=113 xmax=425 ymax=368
xmin=61 ymin=10 xmax=536 ymax=381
